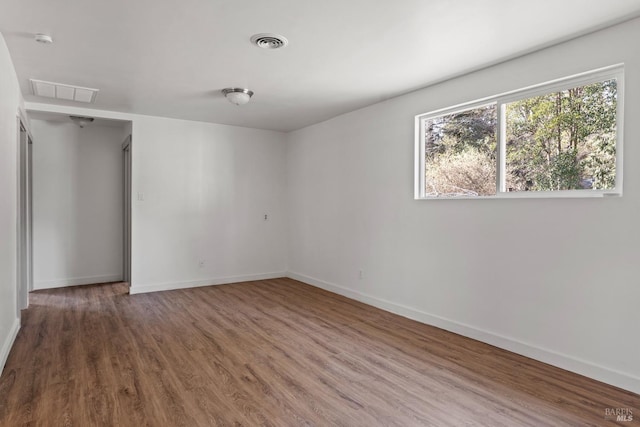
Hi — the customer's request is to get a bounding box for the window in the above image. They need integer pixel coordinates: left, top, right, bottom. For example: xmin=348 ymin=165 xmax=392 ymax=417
xmin=423 ymin=103 xmax=497 ymax=197
xmin=415 ymin=65 xmax=623 ymax=199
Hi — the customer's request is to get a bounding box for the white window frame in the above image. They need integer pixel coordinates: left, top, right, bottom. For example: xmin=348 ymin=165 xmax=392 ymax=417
xmin=414 ymin=64 xmax=624 ymax=200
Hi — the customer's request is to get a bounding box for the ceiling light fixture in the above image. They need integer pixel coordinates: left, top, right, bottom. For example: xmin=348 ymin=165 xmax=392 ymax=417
xmin=222 ymin=88 xmax=254 ymax=106
xmin=69 ymin=115 xmax=94 ymax=128
xmin=34 ymin=33 xmax=53 ymax=44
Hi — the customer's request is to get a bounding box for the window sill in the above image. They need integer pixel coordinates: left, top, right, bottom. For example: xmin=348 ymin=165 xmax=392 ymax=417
xmin=416 ymin=191 xmax=621 ymax=200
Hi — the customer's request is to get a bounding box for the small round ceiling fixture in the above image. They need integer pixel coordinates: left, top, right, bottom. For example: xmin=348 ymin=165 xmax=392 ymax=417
xmin=250 ymin=33 xmax=288 ymax=50
xmin=34 ymin=33 xmax=53 ymax=44
xmin=222 ymin=88 xmax=254 ymax=106
xmin=69 ymin=115 xmax=94 ymax=128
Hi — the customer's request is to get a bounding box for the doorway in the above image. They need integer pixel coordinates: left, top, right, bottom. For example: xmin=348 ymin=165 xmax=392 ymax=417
xmin=17 ymin=118 xmax=33 ymax=311
xmin=26 ymin=112 xmax=132 ymax=291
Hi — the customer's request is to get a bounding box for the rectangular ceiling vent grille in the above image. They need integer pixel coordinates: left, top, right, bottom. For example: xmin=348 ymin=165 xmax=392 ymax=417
xmin=30 ymin=79 xmax=99 ymax=103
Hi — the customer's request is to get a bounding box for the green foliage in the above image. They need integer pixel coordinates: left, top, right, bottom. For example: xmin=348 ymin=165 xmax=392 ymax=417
xmin=425 ymin=147 xmax=496 ymax=196
xmin=584 ymin=134 xmax=616 ymax=189
xmin=505 ymin=80 xmax=617 ymax=192
xmin=425 ymin=104 xmax=496 ymax=159
xmin=425 ymin=105 xmax=497 ymax=196
xmin=534 ymin=149 xmax=583 ymax=191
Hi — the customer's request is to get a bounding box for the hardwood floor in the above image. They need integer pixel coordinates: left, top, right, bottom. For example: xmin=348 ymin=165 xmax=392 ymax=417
xmin=0 ymin=278 xmax=637 ymax=426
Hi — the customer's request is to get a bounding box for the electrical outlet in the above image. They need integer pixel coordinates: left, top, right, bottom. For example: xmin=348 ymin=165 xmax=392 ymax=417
xmin=198 ymin=260 xmax=205 ymax=268
xmin=359 ymin=269 xmax=364 ymax=280
xmin=264 ymin=214 xmax=268 ymax=221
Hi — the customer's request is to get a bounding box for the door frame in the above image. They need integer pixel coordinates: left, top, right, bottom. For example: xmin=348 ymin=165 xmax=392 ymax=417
xmin=16 ymin=111 xmax=33 ymax=311
xmin=122 ymin=135 xmax=132 ymax=286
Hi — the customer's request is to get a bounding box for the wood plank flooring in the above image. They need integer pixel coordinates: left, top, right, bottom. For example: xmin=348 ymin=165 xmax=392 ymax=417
xmin=0 ymin=278 xmax=638 ymax=426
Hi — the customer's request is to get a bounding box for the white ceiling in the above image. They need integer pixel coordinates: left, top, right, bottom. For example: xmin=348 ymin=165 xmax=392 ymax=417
xmin=2 ymin=0 xmax=640 ymax=132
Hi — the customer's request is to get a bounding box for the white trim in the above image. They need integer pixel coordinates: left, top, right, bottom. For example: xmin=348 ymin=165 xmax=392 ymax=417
xmin=418 ymin=190 xmax=620 ymax=200
xmin=287 ymin=271 xmax=640 ymax=395
xmin=0 ymin=318 xmax=20 ymax=375
xmin=129 ymin=271 xmax=287 ymax=295
xmin=497 ymin=103 xmax=507 ymax=193
xmin=25 ymin=102 xmax=136 ymax=122
xmin=614 ymin=70 xmax=625 ymax=195
xmin=414 ymin=115 xmax=423 ymax=199
xmin=34 ymin=274 xmax=123 ymax=290
xmin=16 ymin=110 xmax=33 ymax=310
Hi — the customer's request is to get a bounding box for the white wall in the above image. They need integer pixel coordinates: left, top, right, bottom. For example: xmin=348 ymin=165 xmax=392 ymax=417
xmin=129 ymin=116 xmax=288 ymax=293
xmin=0 ymin=34 xmax=23 ymax=372
xmin=30 ymin=120 xmax=125 ymax=289
xmin=286 ymin=18 xmax=640 ymax=393
xmin=20 ymin=105 xmax=290 ymax=295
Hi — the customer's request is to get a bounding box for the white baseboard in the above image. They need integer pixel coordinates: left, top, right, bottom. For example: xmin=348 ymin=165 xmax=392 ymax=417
xmin=129 ymin=271 xmax=287 ymax=295
xmin=0 ymin=317 xmax=20 ymax=376
xmin=34 ymin=274 xmax=123 ymax=290
xmin=287 ymin=271 xmax=640 ymax=395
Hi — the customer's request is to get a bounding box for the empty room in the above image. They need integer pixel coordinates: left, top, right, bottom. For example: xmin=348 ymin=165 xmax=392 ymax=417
xmin=1 ymin=1 xmax=639 ymax=425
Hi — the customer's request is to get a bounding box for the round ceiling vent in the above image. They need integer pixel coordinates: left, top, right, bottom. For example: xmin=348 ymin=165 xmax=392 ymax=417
xmin=250 ymin=33 xmax=288 ymax=50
